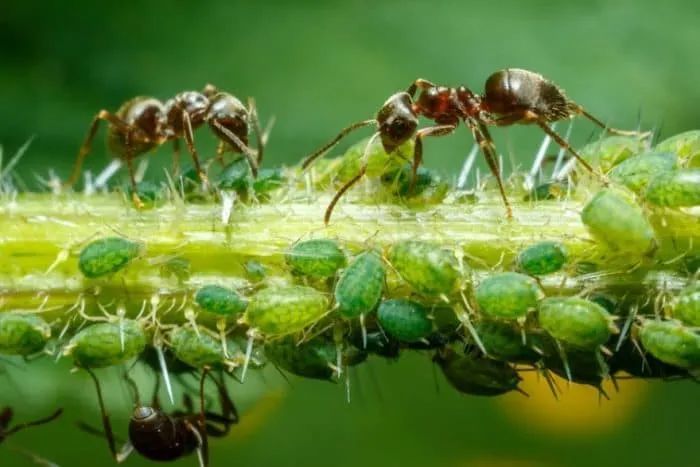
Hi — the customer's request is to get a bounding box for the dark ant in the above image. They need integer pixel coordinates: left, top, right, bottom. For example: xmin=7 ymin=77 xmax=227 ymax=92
xmin=81 ymin=367 xmax=237 ymax=467
xmin=1 ymin=406 xmax=63 ymax=466
xmin=302 ymin=68 xmax=643 ymax=223
xmin=65 ymin=84 xmax=264 ymax=207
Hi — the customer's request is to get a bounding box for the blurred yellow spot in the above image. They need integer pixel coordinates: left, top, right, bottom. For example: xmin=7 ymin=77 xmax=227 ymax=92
xmin=498 ymin=371 xmax=649 ymax=436
xmin=457 ymin=457 xmax=556 ymax=467
xmin=228 ymin=389 xmax=286 ymax=441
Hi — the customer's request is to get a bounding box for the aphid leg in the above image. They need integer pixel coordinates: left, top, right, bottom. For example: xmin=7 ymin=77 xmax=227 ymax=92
xmin=247 ymin=97 xmax=265 ymax=166
xmin=3 ymin=408 xmax=63 ymax=438
xmin=577 ymin=106 xmax=651 ymax=137
xmin=301 ymin=119 xmax=376 ymax=170
xmin=65 ymin=110 xmax=132 ymax=188
xmin=409 ymin=124 xmax=457 ymax=194
xmin=210 ymin=119 xmax=259 ymax=178
xmin=181 ymin=109 xmax=208 ymax=189
xmin=216 ymin=318 xmax=230 ymax=358
xmin=465 ymin=119 xmax=513 ymax=219
xmin=323 ymin=131 xmax=380 ymax=223
xmin=359 ymin=313 xmax=368 ymax=349
xmin=406 ymin=78 xmax=437 ymax=98
xmin=84 ymin=368 xmax=120 ymax=461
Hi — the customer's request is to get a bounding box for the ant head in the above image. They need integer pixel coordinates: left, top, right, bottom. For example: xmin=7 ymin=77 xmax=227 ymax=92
xmin=376 ymin=92 xmax=418 ymax=153
xmin=207 ymin=93 xmax=250 ymax=146
xmin=125 ymin=98 xmax=166 ymax=141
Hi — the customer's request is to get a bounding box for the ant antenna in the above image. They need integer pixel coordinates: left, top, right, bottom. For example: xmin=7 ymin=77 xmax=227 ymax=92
xmin=301 ymin=119 xmax=376 ymax=170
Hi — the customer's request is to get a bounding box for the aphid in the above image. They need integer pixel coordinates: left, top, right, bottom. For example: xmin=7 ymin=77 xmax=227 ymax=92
xmin=388 ymin=240 xmax=460 ymax=296
xmin=245 ymin=286 xmax=329 ymax=336
xmin=285 ymin=239 xmax=347 ymax=279
xmin=639 ymin=320 xmax=700 ymax=369
xmin=433 ymin=348 xmax=523 ymax=397
xmin=609 ymin=151 xmax=678 ymax=194
xmin=645 ymin=169 xmax=700 ymax=207
xmin=158 ymin=256 xmax=192 ymax=283
xmin=538 ymin=296 xmax=616 ymax=350
xmin=64 ymin=320 xmax=147 ymax=368
xmin=0 ymin=312 xmax=51 ymax=356
xmin=609 ymin=339 xmax=688 ymax=379
xmin=169 ymin=326 xmax=229 ymax=369
xmin=524 ymin=180 xmax=568 ymax=201
xmin=380 ymin=164 xmax=450 ymax=203
xmin=78 ymin=236 xmax=141 ymax=279
xmin=376 ymin=299 xmax=432 ymax=343
xmin=474 ymin=320 xmax=541 ymax=363
xmin=673 ymin=285 xmax=700 ymax=326
xmin=334 ymin=250 xmax=385 ymax=319
xmin=475 ymin=272 xmax=542 ymax=321
xmin=82 ymin=368 xmax=237 ymax=467
xmin=1 ymin=406 xmax=63 ymax=464
xmin=578 ymin=135 xmax=649 ymax=173
xmin=349 ymin=321 xmax=400 ymax=360
xmin=195 ymin=285 xmax=247 ymax=317
xmin=516 ymin=241 xmax=568 ymax=276
xmin=124 ymin=180 xmax=164 ymax=209
xmin=654 ymin=129 xmax=700 ymax=166
xmin=244 ymin=260 xmax=267 ymax=282
xmin=581 ymin=187 xmax=657 ymax=255
xmin=301 ymin=68 xmax=640 ymax=223
xmin=264 ymin=335 xmax=340 ymax=381
xmin=65 ymin=85 xmax=264 ymax=207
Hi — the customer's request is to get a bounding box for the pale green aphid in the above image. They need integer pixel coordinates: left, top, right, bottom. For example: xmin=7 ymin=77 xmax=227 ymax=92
xmin=245 ymin=285 xmax=329 ymax=336
xmin=78 ymin=237 xmax=141 ymax=278
xmin=581 ymin=187 xmax=657 ymax=255
xmin=334 ymin=250 xmax=385 ymax=319
xmin=538 ymin=297 xmax=615 ymax=350
xmin=195 ymin=285 xmax=247 ymax=317
xmin=170 ymin=326 xmax=225 ymax=369
xmin=645 ymin=169 xmax=700 ymax=207
xmin=388 ymin=240 xmax=460 ymax=296
xmin=264 ymin=335 xmax=338 ymax=381
xmin=609 ymin=151 xmax=678 ymax=193
xmin=475 ymin=272 xmax=542 ymax=321
xmin=673 ymin=285 xmax=700 ymax=327
xmin=285 ymin=239 xmax=346 ymax=279
xmin=516 ymin=241 xmax=567 ymax=276
xmin=655 ymin=130 xmax=700 ymax=167
xmin=0 ymin=312 xmax=51 ymax=356
xmin=377 ymin=299 xmax=432 ymax=343
xmin=639 ymin=320 xmax=700 ymax=369
xmin=65 ymin=320 xmax=146 ymax=368
xmin=579 ymin=135 xmax=649 ymax=173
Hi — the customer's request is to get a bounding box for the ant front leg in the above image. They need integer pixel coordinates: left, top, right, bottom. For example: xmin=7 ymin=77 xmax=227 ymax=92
xmin=2 ymin=408 xmax=63 ymax=438
xmin=247 ymin=97 xmax=265 ymax=167
xmin=65 ymin=110 xmax=133 ymax=188
xmin=181 ymin=110 xmax=209 ymax=189
xmin=210 ymin=119 xmax=259 ymax=178
xmin=406 ymin=79 xmax=437 ymax=98
xmin=409 ymin=124 xmax=457 ymax=194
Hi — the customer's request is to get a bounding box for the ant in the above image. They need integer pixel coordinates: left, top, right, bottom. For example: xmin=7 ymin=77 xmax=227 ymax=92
xmin=1 ymin=406 xmax=63 ymax=466
xmin=302 ymin=68 xmax=643 ymax=223
xmin=81 ymin=367 xmax=237 ymax=467
xmin=65 ymin=84 xmax=264 ymax=207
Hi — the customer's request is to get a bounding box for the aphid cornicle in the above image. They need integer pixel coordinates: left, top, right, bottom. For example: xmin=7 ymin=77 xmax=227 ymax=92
xmin=475 ymin=272 xmax=542 ymax=321
xmin=302 ymin=68 xmax=642 ymax=223
xmin=0 ymin=312 xmax=51 ymax=356
xmin=285 ymin=239 xmax=347 ymax=279
xmin=78 ymin=236 xmax=142 ymax=279
xmin=388 ymin=240 xmax=460 ymax=297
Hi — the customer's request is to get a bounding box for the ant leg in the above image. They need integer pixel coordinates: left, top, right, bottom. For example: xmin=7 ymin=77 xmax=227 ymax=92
xmin=181 ymin=110 xmax=208 ymax=188
xmin=210 ymin=119 xmax=259 ymax=178
xmin=197 ymin=367 xmax=212 ymax=467
xmin=301 ymin=119 xmax=376 ymax=170
xmin=406 ymin=78 xmax=438 ymax=97
xmin=85 ymin=368 xmax=120 ymax=461
xmin=248 ymin=97 xmax=265 ymax=167
xmin=409 ymin=124 xmax=456 ymax=193
xmin=576 ymin=107 xmax=650 ymax=137
xmin=3 ymin=408 xmax=63 ymax=437
xmin=172 ymin=139 xmax=181 ymax=176
xmin=534 ymin=119 xmax=598 ymax=174
xmin=465 ymin=119 xmax=513 ymax=218
xmin=206 ymin=371 xmax=239 ymax=423
xmin=65 ymin=110 xmax=132 ymax=188
xmin=123 ymin=152 xmax=144 ymax=209
xmin=215 ymin=141 xmax=227 ymax=167
xmin=324 ymin=132 xmax=380 ymax=224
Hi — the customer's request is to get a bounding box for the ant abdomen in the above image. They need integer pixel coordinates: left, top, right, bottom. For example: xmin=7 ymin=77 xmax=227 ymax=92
xmin=128 ymin=406 xmax=197 ymax=461
xmin=107 ymin=97 xmax=165 ymax=157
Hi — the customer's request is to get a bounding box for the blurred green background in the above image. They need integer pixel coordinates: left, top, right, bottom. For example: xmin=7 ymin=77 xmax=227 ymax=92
xmin=2 ymin=1 xmax=700 ymax=466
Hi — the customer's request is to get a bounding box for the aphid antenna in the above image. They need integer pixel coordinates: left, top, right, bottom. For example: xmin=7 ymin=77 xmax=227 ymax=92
xmin=536 ymin=364 xmax=561 ymax=400
xmin=525 ymin=125 xmax=556 ymax=191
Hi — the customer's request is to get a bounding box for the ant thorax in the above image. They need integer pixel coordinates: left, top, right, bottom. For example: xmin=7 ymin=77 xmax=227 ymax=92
xmin=414 ymin=86 xmax=476 ymax=124
xmin=163 ymin=91 xmax=209 ymax=134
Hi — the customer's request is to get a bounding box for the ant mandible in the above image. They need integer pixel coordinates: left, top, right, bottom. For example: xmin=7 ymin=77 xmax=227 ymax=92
xmin=81 ymin=367 xmax=237 ymax=467
xmin=302 ymin=68 xmax=643 ymax=223
xmin=1 ymin=406 xmax=63 ymax=465
xmin=65 ymin=84 xmax=264 ymax=207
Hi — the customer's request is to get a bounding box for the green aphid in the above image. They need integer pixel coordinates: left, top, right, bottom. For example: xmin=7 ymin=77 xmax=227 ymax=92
xmin=78 ymin=237 xmax=141 ymax=279
xmin=195 ymin=285 xmax=247 ymax=317
xmin=159 ymin=256 xmax=191 ymax=283
xmin=538 ymin=297 xmax=615 ymax=350
xmin=475 ymin=272 xmax=542 ymax=321
xmin=579 ymin=135 xmax=648 ymax=173
xmin=334 ymin=136 xmax=412 ymax=183
xmin=609 ymin=151 xmax=678 ymax=193
xmin=673 ymin=285 xmax=700 ymax=327
xmin=245 ymin=286 xmax=329 ymax=336
xmin=244 ymin=260 xmax=267 ymax=281
xmin=434 ymin=349 xmax=522 ymax=397
xmin=516 ymin=241 xmax=567 ymax=276
xmin=218 ymin=158 xmax=252 ymax=194
xmin=645 ymin=169 xmax=700 ymax=207
xmin=285 ymin=239 xmax=346 ymax=279
xmin=66 ymin=320 xmax=146 ymax=368
xmin=377 ymin=299 xmax=432 ymax=343
xmin=685 ymin=255 xmax=700 ymax=275
xmin=388 ymin=241 xmax=460 ymax=296
xmin=0 ymin=312 xmax=51 ymax=356
xmin=639 ymin=320 xmax=700 ymax=369
xmin=169 ymin=326 xmax=225 ymax=369
xmin=655 ymin=130 xmax=700 ymax=167
xmin=124 ymin=180 xmax=164 ymax=209
xmin=525 ymin=181 xmax=568 ymax=201
xmin=475 ymin=320 xmax=540 ymax=363
xmin=264 ymin=335 xmax=337 ymax=381
xmin=334 ymin=250 xmax=385 ymax=319
xmin=253 ymin=168 xmax=285 ymax=198
xmin=581 ymin=188 xmax=657 ymax=255
xmin=381 ymin=165 xmax=450 ymax=203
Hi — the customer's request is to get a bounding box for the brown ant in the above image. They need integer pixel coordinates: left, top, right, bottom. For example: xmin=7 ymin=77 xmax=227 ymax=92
xmin=302 ymin=68 xmax=643 ymax=223
xmin=65 ymin=85 xmax=264 ymax=207
xmin=1 ymin=406 xmax=63 ymax=465
xmin=80 ymin=367 xmax=237 ymax=467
